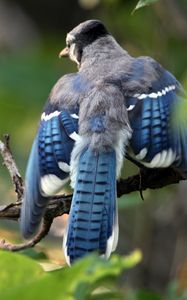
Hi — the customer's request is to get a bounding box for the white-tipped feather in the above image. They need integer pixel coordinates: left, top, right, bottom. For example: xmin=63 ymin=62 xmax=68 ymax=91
xmin=149 ymin=152 xmax=162 ymax=168
xmin=69 ymin=131 xmax=80 ymax=141
xmin=70 ymin=113 xmax=79 ymax=119
xmin=136 ymin=147 xmax=148 ymax=160
xmin=138 ymin=93 xmax=147 ymax=99
xmin=133 ymin=85 xmax=176 ymax=100
xmin=162 ymin=89 xmax=166 ymax=95
xmin=115 ymin=128 xmax=132 ymax=178
xmin=106 ymin=199 xmax=119 ymax=257
xmin=106 ymin=228 xmax=116 ymax=259
xmin=41 ymin=174 xmax=69 ymax=196
xmin=62 ymin=225 xmax=71 ymax=266
xmin=162 ymin=149 xmax=176 ymax=167
xmin=70 ymin=136 xmax=89 ymax=188
xmin=127 ymin=105 xmax=135 ymax=111
xmin=58 ymin=162 xmax=70 ymax=173
xmin=111 ymin=207 xmax=119 ymax=252
xmin=41 ymin=111 xmax=61 ymax=121
xmin=149 ymin=92 xmax=158 ymax=99
xmin=155 ymin=150 xmax=167 ymax=167
xmin=142 ymin=149 xmax=176 ymax=168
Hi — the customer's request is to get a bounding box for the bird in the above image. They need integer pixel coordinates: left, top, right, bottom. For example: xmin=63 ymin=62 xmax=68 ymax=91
xmin=20 ymin=19 xmax=187 ymax=265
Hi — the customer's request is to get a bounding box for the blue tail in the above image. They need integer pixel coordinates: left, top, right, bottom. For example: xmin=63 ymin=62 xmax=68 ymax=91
xmin=63 ymin=148 xmax=118 ymax=265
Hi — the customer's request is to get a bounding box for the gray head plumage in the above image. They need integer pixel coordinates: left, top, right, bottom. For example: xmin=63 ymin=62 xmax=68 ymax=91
xmin=59 ymin=20 xmax=110 ymax=65
xmin=67 ymin=20 xmax=109 ymax=45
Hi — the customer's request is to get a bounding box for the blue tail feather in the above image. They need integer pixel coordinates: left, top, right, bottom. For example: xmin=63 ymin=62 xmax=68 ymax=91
xmin=63 ymin=148 xmax=117 ymax=264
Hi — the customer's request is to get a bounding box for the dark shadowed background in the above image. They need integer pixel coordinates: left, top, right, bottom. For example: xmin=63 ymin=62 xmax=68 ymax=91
xmin=0 ymin=0 xmax=187 ymax=297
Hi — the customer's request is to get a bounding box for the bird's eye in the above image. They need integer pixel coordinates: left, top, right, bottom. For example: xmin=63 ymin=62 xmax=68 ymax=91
xmin=67 ymin=42 xmax=71 ymax=48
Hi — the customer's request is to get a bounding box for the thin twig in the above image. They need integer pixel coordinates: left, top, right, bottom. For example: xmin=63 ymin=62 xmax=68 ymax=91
xmin=117 ymin=167 xmax=184 ymax=198
xmin=0 ymin=217 xmax=53 ymax=251
xmin=0 ymin=196 xmax=71 ymax=251
xmin=0 ymin=135 xmax=24 ymax=201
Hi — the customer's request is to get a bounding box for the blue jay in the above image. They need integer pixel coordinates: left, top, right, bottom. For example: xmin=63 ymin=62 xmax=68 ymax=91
xmin=20 ymin=20 xmax=187 ymax=265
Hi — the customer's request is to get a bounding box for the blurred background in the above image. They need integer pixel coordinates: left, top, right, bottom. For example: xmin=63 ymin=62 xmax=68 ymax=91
xmin=0 ymin=0 xmax=187 ymax=298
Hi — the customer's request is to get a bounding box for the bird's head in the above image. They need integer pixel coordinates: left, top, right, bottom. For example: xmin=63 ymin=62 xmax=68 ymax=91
xmin=59 ymin=20 xmax=109 ymax=67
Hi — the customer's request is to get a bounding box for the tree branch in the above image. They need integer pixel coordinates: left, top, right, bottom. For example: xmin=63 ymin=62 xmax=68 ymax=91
xmin=0 ymin=136 xmax=185 ymax=252
xmin=117 ymin=167 xmax=184 ymax=197
xmin=0 ymin=135 xmax=24 ymax=202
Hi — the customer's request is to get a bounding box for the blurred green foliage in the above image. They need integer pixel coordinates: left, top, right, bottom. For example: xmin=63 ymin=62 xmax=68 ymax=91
xmin=0 ymin=44 xmax=76 ymax=202
xmin=133 ymin=0 xmax=160 ymax=13
xmin=0 ymin=250 xmax=141 ymax=300
xmin=0 ymin=249 xmax=186 ymax=299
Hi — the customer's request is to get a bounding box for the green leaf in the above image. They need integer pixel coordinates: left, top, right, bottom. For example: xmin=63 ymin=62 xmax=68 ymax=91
xmin=0 ymin=250 xmax=43 ymax=293
xmin=133 ymin=0 xmax=160 ymax=13
xmin=0 ymin=250 xmax=141 ymax=300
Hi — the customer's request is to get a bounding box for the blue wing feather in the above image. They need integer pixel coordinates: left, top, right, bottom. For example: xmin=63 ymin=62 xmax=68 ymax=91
xmin=20 ymin=71 xmax=83 ymax=238
xmin=21 ymin=137 xmax=47 ymax=238
xmin=21 ymin=109 xmax=79 ymax=238
xmin=39 ymin=110 xmax=78 ymax=183
xmin=61 ymin=110 xmax=78 ymax=136
xmin=127 ymin=67 xmax=185 ymax=168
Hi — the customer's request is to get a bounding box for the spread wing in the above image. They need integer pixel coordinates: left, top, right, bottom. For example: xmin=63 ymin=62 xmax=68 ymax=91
xmin=20 ymin=73 xmax=89 ymax=238
xmin=125 ymin=57 xmax=187 ymax=174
